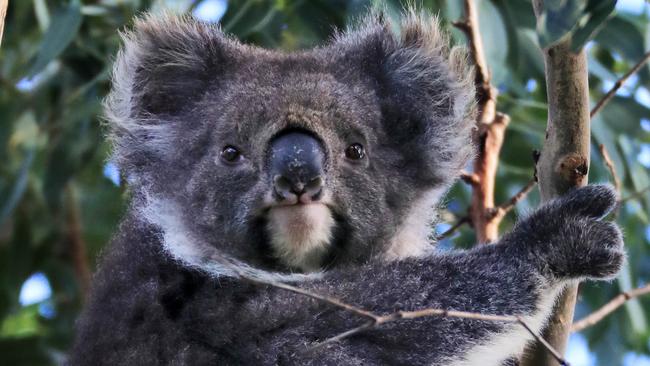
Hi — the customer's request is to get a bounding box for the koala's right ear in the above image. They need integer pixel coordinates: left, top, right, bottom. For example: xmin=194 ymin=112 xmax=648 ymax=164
xmin=105 ymin=13 xmax=238 ymax=178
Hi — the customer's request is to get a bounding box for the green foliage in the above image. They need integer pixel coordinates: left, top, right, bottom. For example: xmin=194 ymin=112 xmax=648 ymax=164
xmin=0 ymin=0 xmax=649 ymax=364
xmin=535 ymin=0 xmax=617 ymax=50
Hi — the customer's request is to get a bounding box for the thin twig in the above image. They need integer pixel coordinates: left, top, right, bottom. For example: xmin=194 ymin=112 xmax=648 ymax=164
xmin=590 ymin=51 xmax=650 ymax=118
xmin=592 ymin=51 xmax=650 ymax=213
xmin=312 ymin=295 xmax=569 ymax=365
xmin=518 ymin=316 xmax=569 ymax=366
xmin=620 ymin=186 xmax=650 ymax=203
xmin=598 ymin=144 xmax=622 ymax=194
xmin=442 ymin=177 xmax=536 ymax=241
xmin=435 ymin=216 xmax=470 ymax=241
xmin=460 ymin=171 xmax=480 ymax=186
xmin=243 ymin=277 xmax=377 ymax=321
xmin=235 ymin=268 xmax=569 ymax=364
xmin=488 ymin=177 xmax=537 ymax=221
xmin=571 ymin=284 xmax=650 ymax=332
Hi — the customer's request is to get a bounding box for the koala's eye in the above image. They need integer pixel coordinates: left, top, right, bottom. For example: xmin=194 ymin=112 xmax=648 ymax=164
xmin=345 ymin=143 xmax=365 ymax=161
xmin=220 ymin=146 xmax=244 ymax=164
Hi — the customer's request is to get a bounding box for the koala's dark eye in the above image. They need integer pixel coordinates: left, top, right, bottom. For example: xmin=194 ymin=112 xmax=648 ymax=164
xmin=345 ymin=143 xmax=365 ymax=161
xmin=220 ymin=146 xmax=243 ymax=164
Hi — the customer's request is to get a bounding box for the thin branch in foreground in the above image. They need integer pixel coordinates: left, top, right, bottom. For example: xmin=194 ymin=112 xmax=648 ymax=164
xmin=518 ymin=316 xmax=569 ymax=366
xmin=590 ymin=51 xmax=650 ymax=118
xmin=240 ymin=272 xmax=569 ymax=365
xmin=311 ymin=294 xmax=570 ymax=365
xmin=243 ymin=277 xmax=377 ymax=321
xmin=572 ymin=284 xmax=650 ymax=333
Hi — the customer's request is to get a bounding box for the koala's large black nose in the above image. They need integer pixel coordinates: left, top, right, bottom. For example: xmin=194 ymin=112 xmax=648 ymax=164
xmin=269 ymin=131 xmax=325 ymax=203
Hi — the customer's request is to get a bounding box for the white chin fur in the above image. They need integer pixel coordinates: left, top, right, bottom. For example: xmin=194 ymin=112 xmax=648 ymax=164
xmin=266 ymin=203 xmax=335 ymax=272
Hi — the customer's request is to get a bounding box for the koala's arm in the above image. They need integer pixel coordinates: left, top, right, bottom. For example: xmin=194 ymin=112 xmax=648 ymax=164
xmin=258 ymin=185 xmax=624 ymax=365
xmin=70 ymin=186 xmax=623 ymax=366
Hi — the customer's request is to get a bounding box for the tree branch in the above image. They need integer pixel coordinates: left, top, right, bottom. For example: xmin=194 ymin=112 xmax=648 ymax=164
xmin=460 ymin=171 xmax=480 ymax=186
xmin=598 ymin=144 xmax=622 ymax=194
xmin=522 ymin=1 xmax=593 ymax=364
xmin=620 ymin=186 xmax=650 ymax=203
xmin=591 ymin=52 xmax=650 ymax=201
xmin=65 ymin=183 xmax=92 ymax=300
xmin=571 ymin=284 xmax=650 ymax=333
xmin=440 ymin=175 xmax=536 ymax=242
xmin=488 ymin=177 xmax=537 ymax=221
xmin=249 ymin=275 xmax=568 ymax=365
xmin=590 ymin=51 xmax=650 ymax=118
xmin=454 ymin=0 xmax=510 ymax=244
xmin=435 ymin=216 xmax=470 ymax=241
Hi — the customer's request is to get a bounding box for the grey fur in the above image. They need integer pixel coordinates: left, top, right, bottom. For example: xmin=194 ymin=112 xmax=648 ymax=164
xmin=70 ymin=11 xmax=624 ymax=366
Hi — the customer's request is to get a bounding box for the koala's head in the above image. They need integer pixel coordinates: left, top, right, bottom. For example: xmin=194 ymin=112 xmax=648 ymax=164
xmin=106 ymin=11 xmax=475 ymax=278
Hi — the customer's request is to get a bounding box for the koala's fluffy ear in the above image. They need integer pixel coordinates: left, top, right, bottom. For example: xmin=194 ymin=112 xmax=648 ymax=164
xmin=105 ymin=13 xmax=237 ymax=179
xmin=109 ymin=13 xmax=234 ymax=116
xmin=331 ymin=11 xmax=477 ymax=185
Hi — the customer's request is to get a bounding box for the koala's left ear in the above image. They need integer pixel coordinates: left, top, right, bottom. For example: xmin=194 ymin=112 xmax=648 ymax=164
xmin=105 ymin=13 xmax=240 ymax=179
xmin=331 ymin=11 xmax=477 ymax=185
xmin=107 ymin=13 xmax=238 ymax=117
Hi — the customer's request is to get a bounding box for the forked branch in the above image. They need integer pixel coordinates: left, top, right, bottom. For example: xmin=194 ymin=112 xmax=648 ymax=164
xmin=453 ymin=0 xmax=512 ymax=244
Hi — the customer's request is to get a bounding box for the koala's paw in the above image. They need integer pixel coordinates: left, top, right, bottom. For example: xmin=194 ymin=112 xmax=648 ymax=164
xmin=512 ymin=184 xmax=625 ymax=282
xmin=550 ymin=219 xmax=625 ymax=280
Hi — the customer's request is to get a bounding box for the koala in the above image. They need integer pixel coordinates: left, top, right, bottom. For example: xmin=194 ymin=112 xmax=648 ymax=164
xmin=69 ymin=11 xmax=625 ymax=366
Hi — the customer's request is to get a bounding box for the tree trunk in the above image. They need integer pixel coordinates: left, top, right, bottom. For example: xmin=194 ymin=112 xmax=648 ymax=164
xmin=521 ymin=1 xmax=591 ymax=365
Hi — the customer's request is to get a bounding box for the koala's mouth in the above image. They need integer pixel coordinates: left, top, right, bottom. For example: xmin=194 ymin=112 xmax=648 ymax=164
xmin=264 ymin=202 xmax=336 ymax=272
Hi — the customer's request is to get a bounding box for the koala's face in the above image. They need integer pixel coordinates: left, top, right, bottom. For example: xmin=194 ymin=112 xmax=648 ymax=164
xmin=107 ymin=14 xmax=475 ymax=274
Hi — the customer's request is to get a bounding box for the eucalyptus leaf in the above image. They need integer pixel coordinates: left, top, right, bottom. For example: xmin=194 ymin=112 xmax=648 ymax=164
xmin=536 ymin=0 xmax=586 ymax=48
xmin=570 ymin=0 xmax=616 ymax=51
xmin=28 ymin=3 xmax=82 ymax=77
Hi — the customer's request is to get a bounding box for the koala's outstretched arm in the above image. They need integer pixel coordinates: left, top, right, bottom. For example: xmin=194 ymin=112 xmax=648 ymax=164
xmin=70 ymin=186 xmax=623 ymax=366
xmin=261 ymin=185 xmax=624 ymax=365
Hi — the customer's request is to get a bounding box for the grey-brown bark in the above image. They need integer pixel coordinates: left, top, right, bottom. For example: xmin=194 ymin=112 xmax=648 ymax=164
xmin=521 ymin=1 xmax=592 ymax=365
